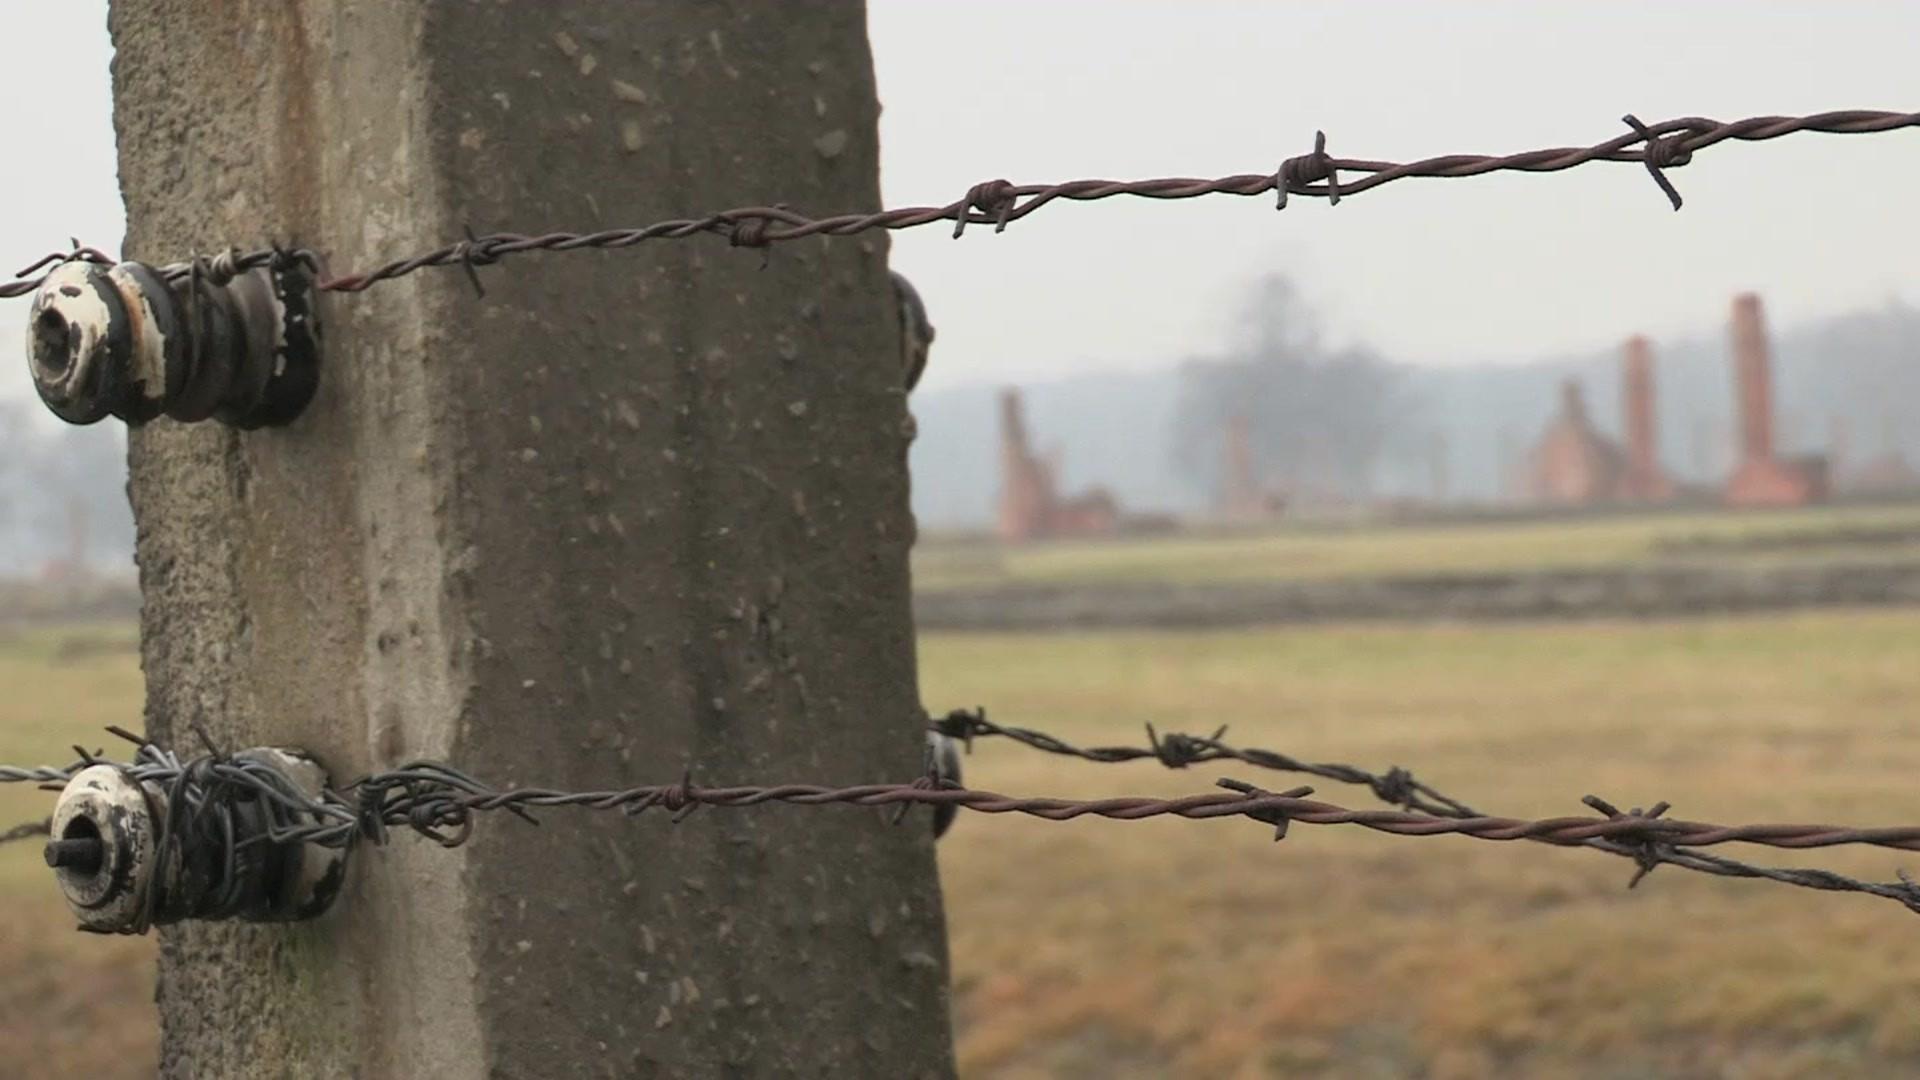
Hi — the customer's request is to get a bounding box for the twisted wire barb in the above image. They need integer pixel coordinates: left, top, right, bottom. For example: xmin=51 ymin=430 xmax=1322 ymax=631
xmin=5 ymin=109 xmax=1913 ymax=301
xmin=930 ymin=709 xmax=1920 ymax=912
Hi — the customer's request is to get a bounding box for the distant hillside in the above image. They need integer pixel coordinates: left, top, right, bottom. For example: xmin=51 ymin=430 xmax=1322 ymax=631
xmin=909 ymin=299 xmax=1920 ymax=528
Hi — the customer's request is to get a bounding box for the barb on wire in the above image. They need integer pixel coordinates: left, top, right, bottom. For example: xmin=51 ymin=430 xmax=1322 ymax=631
xmin=1622 ymin=114 xmax=1690 ymax=210
xmin=929 ymin=708 xmax=1920 ymax=913
xmin=5 ymin=109 xmax=1914 ymax=301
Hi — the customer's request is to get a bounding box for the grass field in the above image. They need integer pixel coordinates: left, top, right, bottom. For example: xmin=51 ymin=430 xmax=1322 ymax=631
xmin=0 ymin=624 xmax=153 ymax=1080
xmin=7 ymin=610 xmax=1920 ymax=1077
xmin=912 ymin=503 xmax=1920 ymax=591
xmin=925 ymin=612 xmax=1920 ymax=1078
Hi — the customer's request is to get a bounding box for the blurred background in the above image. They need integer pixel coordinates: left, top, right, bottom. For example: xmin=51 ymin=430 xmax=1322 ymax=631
xmin=4 ymin=3 xmax=1920 ymax=1077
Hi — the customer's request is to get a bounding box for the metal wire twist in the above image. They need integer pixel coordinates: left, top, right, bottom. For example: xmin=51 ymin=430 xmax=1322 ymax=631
xmin=5 ymin=109 xmax=1913 ymax=301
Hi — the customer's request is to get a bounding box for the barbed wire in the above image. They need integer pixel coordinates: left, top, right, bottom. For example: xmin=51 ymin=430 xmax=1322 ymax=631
xmin=932 ymin=708 xmax=1478 ymax=816
xmin=4 ymin=109 xmax=1913 ymax=302
xmin=5 ymin=726 xmax=1920 ymax=918
xmin=929 ymin=709 xmax=1920 ymax=911
xmin=0 ymin=818 xmax=50 ymax=846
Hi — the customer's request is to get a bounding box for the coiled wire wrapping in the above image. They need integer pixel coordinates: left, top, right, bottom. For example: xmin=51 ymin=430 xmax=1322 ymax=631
xmin=33 ymin=730 xmax=347 ymax=932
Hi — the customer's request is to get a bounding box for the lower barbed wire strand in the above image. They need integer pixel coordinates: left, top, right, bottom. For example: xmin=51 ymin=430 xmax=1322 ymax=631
xmin=927 ymin=709 xmax=1920 ymax=910
xmin=14 ymin=746 xmax=1920 ymax=855
xmin=10 ymin=730 xmax=1920 ymax=912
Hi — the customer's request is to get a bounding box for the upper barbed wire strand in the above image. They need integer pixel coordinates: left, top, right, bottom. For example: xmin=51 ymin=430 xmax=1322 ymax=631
xmin=4 ymin=109 xmax=1914 ymax=301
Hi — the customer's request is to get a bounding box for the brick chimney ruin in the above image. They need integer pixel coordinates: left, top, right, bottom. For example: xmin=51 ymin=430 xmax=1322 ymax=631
xmin=1733 ymin=294 xmax=1775 ymax=464
xmin=997 ymin=389 xmax=1055 ymax=542
xmin=1620 ymin=335 xmax=1673 ymax=502
xmin=1525 ymin=379 xmax=1629 ymax=504
xmin=995 ymin=388 xmax=1122 ymax=542
xmin=1217 ymin=413 xmax=1286 ymax=520
xmin=1723 ymin=293 xmax=1828 ymax=506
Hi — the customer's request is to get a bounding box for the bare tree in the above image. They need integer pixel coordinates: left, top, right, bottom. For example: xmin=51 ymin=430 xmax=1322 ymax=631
xmin=1172 ymin=274 xmax=1408 ymax=503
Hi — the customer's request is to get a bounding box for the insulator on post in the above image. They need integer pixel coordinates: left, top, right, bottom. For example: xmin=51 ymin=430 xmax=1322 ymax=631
xmin=45 ymin=748 xmax=348 ymax=935
xmin=25 ymin=256 xmax=322 ymax=429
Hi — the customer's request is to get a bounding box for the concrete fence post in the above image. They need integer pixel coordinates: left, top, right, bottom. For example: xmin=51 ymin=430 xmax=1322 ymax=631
xmin=108 ymin=1 xmax=952 ymax=1075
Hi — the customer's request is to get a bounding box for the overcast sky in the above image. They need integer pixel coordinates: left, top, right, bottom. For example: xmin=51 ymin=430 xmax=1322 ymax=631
xmin=2 ymin=1 xmax=1916 ymax=404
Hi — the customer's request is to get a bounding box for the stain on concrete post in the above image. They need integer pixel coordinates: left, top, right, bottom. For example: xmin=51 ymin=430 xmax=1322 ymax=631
xmin=107 ymin=2 xmax=952 ymax=1076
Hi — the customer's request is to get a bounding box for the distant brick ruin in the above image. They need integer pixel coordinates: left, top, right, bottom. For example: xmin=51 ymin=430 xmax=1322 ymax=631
xmin=1842 ymin=415 xmax=1920 ymax=495
xmin=1218 ymin=413 xmax=1286 ymax=521
xmin=1723 ymin=293 xmax=1829 ymax=507
xmin=38 ymin=498 xmax=93 ymax=583
xmin=1524 ymin=380 xmax=1630 ymax=504
xmin=1523 ymin=295 xmax=1844 ymax=510
xmin=996 ymin=389 xmax=1120 ymax=542
xmin=1620 ymin=336 xmax=1675 ymax=502
xmin=1847 ymin=453 xmax=1920 ymax=495
xmin=1525 ymin=336 xmax=1678 ymax=506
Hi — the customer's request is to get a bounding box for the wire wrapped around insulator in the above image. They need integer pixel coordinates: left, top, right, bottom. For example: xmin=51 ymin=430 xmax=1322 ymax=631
xmin=24 ymin=253 xmax=321 ymax=429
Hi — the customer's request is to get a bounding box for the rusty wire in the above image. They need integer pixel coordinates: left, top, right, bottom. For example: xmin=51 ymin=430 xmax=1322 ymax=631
xmin=4 ymin=109 xmax=1914 ymax=302
xmin=932 ymin=707 xmax=1476 ymax=817
xmin=5 ymin=727 xmax=1920 ymax=912
xmin=0 ymin=818 xmax=50 ymax=846
xmin=930 ymin=708 xmax=1920 ymax=912
xmin=8 ymin=729 xmax=1920 ymax=910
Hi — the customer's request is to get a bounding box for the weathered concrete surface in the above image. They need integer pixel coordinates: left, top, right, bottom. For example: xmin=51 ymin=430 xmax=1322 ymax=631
xmin=914 ymin=559 xmax=1920 ymax=631
xmin=109 ymin=2 xmax=951 ymax=1076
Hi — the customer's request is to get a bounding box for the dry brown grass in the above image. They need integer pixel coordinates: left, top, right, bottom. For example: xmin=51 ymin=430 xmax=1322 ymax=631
xmin=923 ymin=611 xmax=1920 ymax=1078
xmin=6 ymin=612 xmax=1920 ymax=1077
xmin=0 ymin=624 xmax=154 ymax=1080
